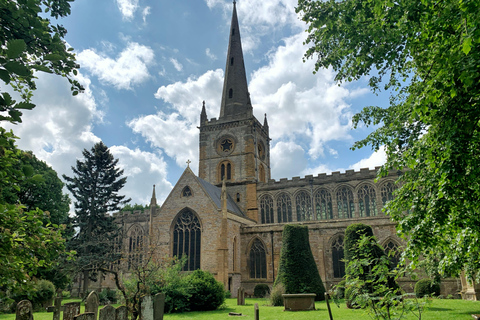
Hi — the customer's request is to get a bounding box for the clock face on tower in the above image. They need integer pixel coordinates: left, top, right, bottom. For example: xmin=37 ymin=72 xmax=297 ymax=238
xmin=217 ymin=136 xmax=235 ymax=156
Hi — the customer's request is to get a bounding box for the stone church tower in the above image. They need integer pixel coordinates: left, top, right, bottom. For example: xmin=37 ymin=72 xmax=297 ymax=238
xmin=71 ymin=1 xmax=461 ymax=298
xmin=198 ymin=1 xmax=270 ymax=222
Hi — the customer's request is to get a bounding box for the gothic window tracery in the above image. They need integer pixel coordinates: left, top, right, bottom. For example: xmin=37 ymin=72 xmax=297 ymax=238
xmin=358 ymin=184 xmax=377 ymax=217
xmin=127 ymin=225 xmax=144 ymax=270
xmin=249 ymin=239 xmax=267 ymax=279
xmin=337 ymin=186 xmax=355 ymax=219
xmin=276 ymin=193 xmax=292 ymax=223
xmin=296 ymin=190 xmax=313 ymax=221
xmin=315 ymin=189 xmax=333 ymax=220
xmin=331 ymin=235 xmax=345 ymax=278
xmin=173 ymin=210 xmax=201 ymax=271
xmin=260 ymin=194 xmax=274 ymax=224
xmin=381 ymin=181 xmax=395 ymax=206
xmin=384 ymin=240 xmax=401 ymax=270
xmin=182 ymin=186 xmax=192 ymax=197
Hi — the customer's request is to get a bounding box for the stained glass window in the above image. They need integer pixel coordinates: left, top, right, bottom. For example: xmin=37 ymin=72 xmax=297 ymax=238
xmin=381 ymin=181 xmax=395 ymax=206
xmin=337 ymin=186 xmax=355 ymax=219
xmin=296 ymin=190 xmax=312 ymax=221
xmin=384 ymin=240 xmax=401 ymax=270
xmin=173 ymin=210 xmax=201 ymax=271
xmin=315 ymin=189 xmax=333 ymax=220
xmin=249 ymin=239 xmax=267 ymax=279
xmin=332 ymin=236 xmax=345 ymax=278
xmin=276 ymin=193 xmax=292 ymax=223
xmin=260 ymin=194 xmax=274 ymax=224
xmin=127 ymin=225 xmax=144 ymax=270
xmin=358 ymin=184 xmax=377 ymax=217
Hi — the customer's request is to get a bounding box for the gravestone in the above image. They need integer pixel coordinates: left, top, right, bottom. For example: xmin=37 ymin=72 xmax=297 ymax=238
xmin=237 ymin=287 xmax=245 ymax=305
xmin=140 ymin=295 xmax=153 ymax=320
xmin=63 ymin=302 xmax=81 ymax=320
xmin=99 ymin=305 xmax=115 ymax=320
xmin=85 ymin=291 xmax=99 ymax=320
xmin=254 ymin=303 xmax=259 ymax=320
xmin=115 ymin=306 xmax=127 ymax=320
xmin=153 ymin=293 xmax=165 ymax=320
xmin=16 ymin=300 xmax=33 ymax=320
xmin=74 ymin=313 xmax=95 ymax=320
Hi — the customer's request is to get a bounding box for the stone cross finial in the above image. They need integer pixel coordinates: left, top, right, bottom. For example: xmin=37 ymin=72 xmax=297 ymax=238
xmin=186 ymin=159 xmax=191 ymax=167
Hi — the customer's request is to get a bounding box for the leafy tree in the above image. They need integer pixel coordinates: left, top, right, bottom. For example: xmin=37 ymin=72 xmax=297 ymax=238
xmin=0 ymin=128 xmax=68 ymax=300
xmin=296 ymin=0 xmax=480 ymax=278
xmin=274 ymin=224 xmax=325 ymax=301
xmin=63 ymin=141 xmax=130 ymax=294
xmin=121 ymin=203 xmax=150 ymax=212
xmin=0 ymin=0 xmax=83 ymax=124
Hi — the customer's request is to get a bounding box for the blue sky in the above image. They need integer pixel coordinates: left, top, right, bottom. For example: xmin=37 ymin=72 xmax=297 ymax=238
xmin=5 ymin=0 xmax=390 ymax=207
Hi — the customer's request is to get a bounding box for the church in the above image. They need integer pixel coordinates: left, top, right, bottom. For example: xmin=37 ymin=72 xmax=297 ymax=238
xmin=74 ymin=2 xmax=462 ymax=297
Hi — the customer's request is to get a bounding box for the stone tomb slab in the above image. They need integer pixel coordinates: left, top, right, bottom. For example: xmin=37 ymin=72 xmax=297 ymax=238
xmin=85 ymin=291 xmax=99 ymax=320
xmin=63 ymin=302 xmax=81 ymax=320
xmin=74 ymin=313 xmax=95 ymax=320
xmin=16 ymin=300 xmax=33 ymax=320
xmin=99 ymin=305 xmax=116 ymax=320
xmin=282 ymin=293 xmax=316 ymax=311
xmin=116 ymin=306 xmax=127 ymax=320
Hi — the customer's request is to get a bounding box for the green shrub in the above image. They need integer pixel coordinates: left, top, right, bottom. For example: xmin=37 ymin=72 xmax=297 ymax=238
xmin=415 ymin=278 xmax=440 ymax=298
xmin=186 ymin=270 xmax=225 ymax=311
xmin=254 ymin=284 xmax=270 ymax=298
xmin=334 ymin=280 xmax=346 ymax=299
xmin=98 ymin=288 xmax=117 ymax=305
xmin=270 ymin=283 xmax=285 ymax=306
xmin=344 ymin=224 xmax=376 ymax=262
xmin=62 ymin=291 xmax=71 ymax=299
xmin=161 ymin=279 xmax=190 ymax=313
xmin=274 ymin=225 xmax=326 ymax=301
xmin=225 ymin=291 xmax=231 ymax=299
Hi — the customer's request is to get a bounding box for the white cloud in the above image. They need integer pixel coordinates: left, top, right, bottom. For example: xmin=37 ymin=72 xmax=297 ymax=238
xmin=77 ymin=42 xmax=155 ymax=90
xmin=142 ymin=6 xmax=151 ymax=24
xmin=205 ymin=48 xmax=217 ymax=60
xmin=110 ymin=146 xmax=173 ymax=205
xmin=116 ymin=0 xmax=139 ymax=20
xmin=270 ymin=141 xmax=308 ymax=179
xmin=170 ymin=58 xmax=183 ymax=72
xmin=349 ymin=146 xmax=387 ymax=170
xmin=249 ymin=32 xmax=358 ymax=159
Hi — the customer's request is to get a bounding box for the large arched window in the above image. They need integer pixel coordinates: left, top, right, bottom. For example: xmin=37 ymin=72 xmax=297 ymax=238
xmin=337 ymin=186 xmax=355 ymax=219
xmin=381 ymin=181 xmax=395 ymax=206
xmin=276 ymin=193 xmax=292 ymax=223
xmin=127 ymin=225 xmax=144 ymax=270
xmin=296 ymin=190 xmax=312 ymax=221
xmin=384 ymin=240 xmax=401 ymax=270
xmin=358 ymin=184 xmax=377 ymax=217
xmin=259 ymin=194 xmax=274 ymax=224
xmin=332 ymin=235 xmax=345 ymax=278
xmin=249 ymin=239 xmax=267 ymax=279
xmin=173 ymin=210 xmax=201 ymax=271
xmin=315 ymin=189 xmax=333 ymax=220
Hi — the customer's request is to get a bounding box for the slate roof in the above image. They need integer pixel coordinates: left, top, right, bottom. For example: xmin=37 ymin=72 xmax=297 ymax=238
xmin=196 ymin=176 xmax=245 ymax=217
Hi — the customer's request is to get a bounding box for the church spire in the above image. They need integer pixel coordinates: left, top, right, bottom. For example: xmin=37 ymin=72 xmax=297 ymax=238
xmin=150 ymin=184 xmax=157 ymax=208
xmin=219 ymin=1 xmax=252 ymax=119
xmin=200 ymin=100 xmax=207 ymax=125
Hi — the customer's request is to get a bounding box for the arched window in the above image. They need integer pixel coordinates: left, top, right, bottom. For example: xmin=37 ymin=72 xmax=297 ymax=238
xmin=358 ymin=184 xmax=377 ymax=217
xmin=381 ymin=181 xmax=395 ymax=206
xmin=315 ymin=189 xmax=333 ymax=220
xmin=296 ymin=190 xmax=312 ymax=221
xmin=259 ymin=195 xmax=274 ymax=224
xmin=229 ymin=88 xmax=233 ymax=99
xmin=337 ymin=186 xmax=355 ymax=219
xmin=384 ymin=240 xmax=401 ymax=270
xmin=127 ymin=225 xmax=144 ymax=270
xmin=249 ymin=239 xmax=267 ymax=279
xmin=182 ymin=186 xmax=192 ymax=197
xmin=173 ymin=210 xmax=201 ymax=271
xmin=332 ymin=236 xmax=345 ymax=278
xmin=219 ymin=161 xmax=233 ymax=181
xmin=277 ymin=193 xmax=292 ymax=223
xmin=259 ymin=165 xmax=266 ymax=182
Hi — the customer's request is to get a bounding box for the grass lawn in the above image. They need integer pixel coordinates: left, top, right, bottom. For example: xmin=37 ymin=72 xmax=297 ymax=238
xmin=1 ymin=298 xmax=478 ymax=320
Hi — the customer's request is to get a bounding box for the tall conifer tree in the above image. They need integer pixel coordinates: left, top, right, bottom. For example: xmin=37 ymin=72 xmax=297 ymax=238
xmin=63 ymin=142 xmax=130 ymax=294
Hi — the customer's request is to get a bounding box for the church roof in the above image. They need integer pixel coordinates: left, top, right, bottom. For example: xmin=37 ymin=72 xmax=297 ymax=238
xmin=219 ymin=1 xmax=252 ymax=119
xmin=197 ymin=176 xmax=244 ymax=217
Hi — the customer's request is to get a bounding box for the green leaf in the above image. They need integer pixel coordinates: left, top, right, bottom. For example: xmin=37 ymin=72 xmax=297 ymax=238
xmin=4 ymin=61 xmax=30 ymax=77
xmin=31 ymin=64 xmax=54 ymax=73
xmin=44 ymin=54 xmax=63 ymax=61
xmin=0 ymin=69 xmax=11 ymax=84
xmin=15 ymin=102 xmax=35 ymax=110
xmin=462 ymin=37 xmax=472 ymax=55
xmin=6 ymin=39 xmax=27 ymax=59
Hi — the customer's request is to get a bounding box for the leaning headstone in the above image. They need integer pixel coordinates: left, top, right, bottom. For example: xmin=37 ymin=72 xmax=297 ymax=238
xmin=74 ymin=312 xmax=95 ymax=320
xmin=115 ymin=306 xmax=127 ymax=320
xmin=85 ymin=291 xmax=99 ymax=320
xmin=254 ymin=303 xmax=259 ymax=320
xmin=237 ymin=287 xmax=245 ymax=305
xmin=99 ymin=305 xmax=115 ymax=320
xmin=153 ymin=293 xmax=165 ymax=320
xmin=140 ymin=295 xmax=153 ymax=320
xmin=63 ymin=302 xmax=81 ymax=320
xmin=16 ymin=300 xmax=33 ymax=320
